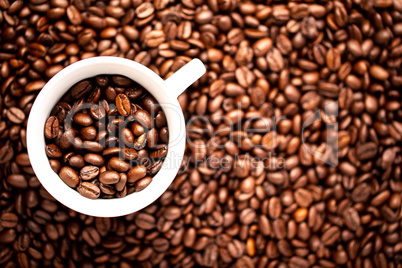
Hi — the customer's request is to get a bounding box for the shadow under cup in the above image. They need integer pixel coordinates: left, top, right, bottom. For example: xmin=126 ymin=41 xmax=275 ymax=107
xmin=27 ymin=57 xmax=187 ymax=217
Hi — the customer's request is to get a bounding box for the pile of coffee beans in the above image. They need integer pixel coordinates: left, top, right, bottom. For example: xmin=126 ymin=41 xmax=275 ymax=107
xmin=44 ymin=74 xmax=168 ymax=199
xmin=1 ymin=0 xmax=402 ymax=267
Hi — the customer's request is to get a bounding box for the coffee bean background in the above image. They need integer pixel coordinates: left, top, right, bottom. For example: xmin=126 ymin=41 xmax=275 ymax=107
xmin=1 ymin=0 xmax=402 ymax=267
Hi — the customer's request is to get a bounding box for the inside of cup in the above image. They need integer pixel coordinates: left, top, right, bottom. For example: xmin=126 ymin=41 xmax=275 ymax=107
xmin=27 ymin=57 xmax=186 ymax=217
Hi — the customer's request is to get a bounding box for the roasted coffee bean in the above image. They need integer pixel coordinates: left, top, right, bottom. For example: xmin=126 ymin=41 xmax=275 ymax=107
xmin=80 ymin=126 xmax=97 ymax=140
xmin=6 ymin=174 xmax=27 ymax=189
xmin=68 ymin=155 xmax=85 ymax=169
xmin=120 ymin=127 xmax=134 ymax=146
xmin=0 ymin=229 xmax=16 ymax=244
xmin=71 ymin=80 xmax=93 ymax=99
xmin=133 ymin=133 xmax=147 ymax=150
xmin=342 ymin=207 xmax=361 ymax=231
xmin=80 ymin=166 xmax=99 ymax=181
xmin=44 ymin=116 xmax=59 ymax=139
xmin=122 ymin=148 xmax=137 ymax=160
xmin=131 ymin=122 xmax=145 ymax=136
xmin=147 ymin=128 xmax=158 ymax=148
xmin=150 ymin=145 xmax=167 ymax=159
xmin=45 ymin=144 xmax=62 ymax=158
xmin=99 ymin=171 xmax=120 ymax=185
xmin=134 ymin=109 xmax=152 ymax=129
xmin=73 ymin=112 xmax=93 ymax=126
xmin=108 ymin=157 xmax=130 ymax=172
xmin=135 ymin=213 xmax=155 ymax=230
xmin=83 ymin=141 xmax=103 ymax=153
xmin=83 ymin=153 xmax=105 ymax=166
xmin=127 ymin=165 xmax=147 ymax=183
xmin=89 ymin=104 xmax=106 ymax=120
xmin=135 ymin=176 xmax=152 ymax=191
xmin=0 ymin=143 xmax=14 ymax=164
xmin=7 ymin=107 xmax=25 ymax=124
xmin=58 ymin=166 xmax=79 ymax=188
xmin=0 ymin=212 xmax=18 ymax=228
xmin=321 ymin=226 xmax=340 ymax=246
xmin=268 ymin=197 xmax=282 ymax=219
xmin=239 ymin=208 xmax=256 ymax=225
xmin=294 ymin=188 xmax=313 ymax=207
xmin=77 ymin=182 xmax=100 ymax=199
xmin=148 ymin=160 xmax=163 ymax=175
xmin=116 ymin=173 xmax=127 ymax=192
xmin=115 ymin=93 xmax=131 ymax=116
xmin=112 ymin=75 xmax=132 ymax=87
xmin=356 ymin=142 xmax=378 ymax=160
xmin=326 ymin=47 xmax=341 ymax=71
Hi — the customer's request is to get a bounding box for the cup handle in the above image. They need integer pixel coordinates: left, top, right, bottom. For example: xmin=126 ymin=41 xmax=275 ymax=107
xmin=163 ymin=59 xmax=206 ymax=99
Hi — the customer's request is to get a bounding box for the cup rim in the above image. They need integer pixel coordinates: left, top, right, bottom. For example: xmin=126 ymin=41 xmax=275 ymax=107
xmin=27 ymin=56 xmax=186 ymax=217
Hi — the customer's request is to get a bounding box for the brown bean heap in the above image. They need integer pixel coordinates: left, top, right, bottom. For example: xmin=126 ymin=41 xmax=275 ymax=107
xmin=1 ymin=0 xmax=402 ymax=267
xmin=45 ymin=75 xmax=168 ymax=199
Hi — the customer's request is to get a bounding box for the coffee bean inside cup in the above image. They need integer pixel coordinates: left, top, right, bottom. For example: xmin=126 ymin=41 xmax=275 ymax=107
xmin=44 ymin=75 xmax=168 ymax=199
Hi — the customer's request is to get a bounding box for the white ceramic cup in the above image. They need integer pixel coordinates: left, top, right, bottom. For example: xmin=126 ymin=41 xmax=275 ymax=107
xmin=27 ymin=56 xmax=206 ymax=217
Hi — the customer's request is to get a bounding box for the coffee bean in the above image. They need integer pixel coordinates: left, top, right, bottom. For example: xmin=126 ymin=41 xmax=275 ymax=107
xmin=89 ymin=104 xmax=106 ymax=120
xmin=371 ymin=190 xmax=391 ymax=206
xmin=99 ymin=170 xmax=120 ymax=184
xmin=149 ymin=144 xmax=167 ymax=159
xmin=58 ymin=166 xmax=79 ymax=188
xmin=239 ymin=208 xmax=256 ymax=225
xmin=80 ymin=126 xmax=97 ymax=140
xmin=102 ymin=147 xmax=121 ymax=157
xmin=0 ymin=229 xmax=16 ymax=244
xmin=108 ymin=157 xmax=130 ymax=172
xmin=268 ymin=197 xmax=282 ymax=219
xmin=115 ymin=93 xmax=131 ymax=116
xmin=326 ymin=48 xmax=341 ymax=71
xmin=73 ymin=113 xmax=93 ymax=126
xmin=294 ymin=188 xmax=313 ymax=207
xmin=83 ymin=153 xmax=105 ymax=166
xmin=163 ymin=206 xmax=181 ymax=221
xmin=115 ymin=173 xmax=127 ymax=192
xmin=342 ymin=207 xmax=361 ymax=231
xmin=66 ymin=5 xmax=82 ymax=25
xmin=71 ymin=80 xmax=93 ymax=99
xmin=80 ymin=166 xmax=99 ymax=181
xmin=120 ymin=127 xmax=134 ymax=146
xmin=45 ymin=144 xmax=62 ymax=158
xmin=351 ymin=183 xmax=371 ymax=203
xmin=289 ymin=256 xmax=309 ymax=268
xmin=83 ymin=141 xmax=103 ymax=153
xmin=0 ymin=212 xmax=18 ymax=228
xmin=68 ymin=155 xmax=85 ymax=169
xmin=321 ymin=226 xmax=340 ymax=246
xmin=0 ymin=143 xmax=14 ymax=164
xmin=134 ymin=109 xmax=152 ymax=129
xmin=266 ymin=48 xmax=284 ymax=72
xmin=7 ymin=107 xmax=25 ymax=124
xmin=370 ymin=65 xmax=389 ymax=80
xmin=227 ymin=240 xmax=244 ymax=258
xmin=127 ymin=165 xmax=147 ymax=183
xmin=135 ymin=213 xmax=155 ymax=230
xmin=44 ymin=116 xmax=59 ymax=139
xmin=77 ymin=182 xmax=100 ymax=199
xmin=122 ymin=147 xmax=137 ymax=161
xmin=148 ymin=159 xmax=163 ymax=175
xmin=82 ymin=227 xmax=101 ymax=247
xmin=133 ymin=133 xmax=147 ymax=150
